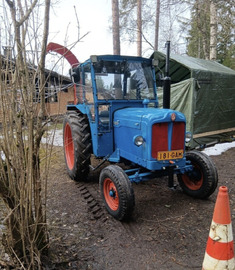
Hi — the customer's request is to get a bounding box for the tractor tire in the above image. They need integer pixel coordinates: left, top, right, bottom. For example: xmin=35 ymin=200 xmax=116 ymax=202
xmin=177 ymin=150 xmax=218 ymax=199
xmin=200 ymin=151 xmax=218 ymax=196
xmin=99 ymin=165 xmax=135 ymax=221
xmin=63 ymin=111 xmax=92 ymax=181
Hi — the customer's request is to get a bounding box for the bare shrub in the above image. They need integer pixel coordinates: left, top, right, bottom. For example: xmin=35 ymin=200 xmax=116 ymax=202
xmin=0 ymin=0 xmax=51 ymax=268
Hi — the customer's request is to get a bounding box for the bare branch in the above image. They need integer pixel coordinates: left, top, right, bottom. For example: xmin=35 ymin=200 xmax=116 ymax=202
xmin=5 ymin=0 xmax=14 ymax=9
xmin=74 ymin=5 xmax=80 ymax=40
xmin=18 ymin=0 xmax=38 ymax=26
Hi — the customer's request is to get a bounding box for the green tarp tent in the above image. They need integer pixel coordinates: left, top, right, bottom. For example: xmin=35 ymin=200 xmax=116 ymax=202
xmin=152 ymin=51 xmax=235 ymax=149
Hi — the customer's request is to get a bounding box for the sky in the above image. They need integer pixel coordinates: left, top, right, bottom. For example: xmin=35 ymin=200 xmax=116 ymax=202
xmin=47 ymin=0 xmax=147 ymax=74
xmin=48 ymin=0 xmax=116 ymax=71
xmin=0 ymin=0 xmax=190 ymax=75
xmin=47 ymin=0 xmax=190 ymax=75
xmin=0 ymin=0 xmax=115 ymax=73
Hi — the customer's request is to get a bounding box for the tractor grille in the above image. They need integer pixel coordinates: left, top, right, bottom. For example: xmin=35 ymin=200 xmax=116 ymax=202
xmin=151 ymin=122 xmax=185 ymax=159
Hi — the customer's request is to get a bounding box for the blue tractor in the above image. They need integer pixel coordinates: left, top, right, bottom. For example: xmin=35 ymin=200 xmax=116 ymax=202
xmin=63 ymin=50 xmax=218 ymax=220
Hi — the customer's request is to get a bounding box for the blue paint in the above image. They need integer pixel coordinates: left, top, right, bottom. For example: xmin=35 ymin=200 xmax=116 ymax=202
xmin=66 ymin=54 xmax=192 ymax=183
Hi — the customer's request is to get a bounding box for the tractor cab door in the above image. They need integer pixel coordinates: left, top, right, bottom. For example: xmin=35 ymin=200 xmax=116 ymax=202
xmin=77 ymin=62 xmax=114 ymax=157
xmin=95 ymin=103 xmax=114 ymax=157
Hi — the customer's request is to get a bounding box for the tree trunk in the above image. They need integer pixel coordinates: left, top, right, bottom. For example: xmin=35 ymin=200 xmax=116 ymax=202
xmin=196 ymin=0 xmax=210 ymax=59
xmin=154 ymin=0 xmax=160 ymax=51
xmin=39 ymin=0 xmax=50 ymax=119
xmin=137 ymin=0 xmax=142 ymax=56
xmin=35 ymin=0 xmax=51 ymax=252
xmin=112 ymin=0 xmax=121 ymax=55
xmin=209 ymin=0 xmax=217 ymax=60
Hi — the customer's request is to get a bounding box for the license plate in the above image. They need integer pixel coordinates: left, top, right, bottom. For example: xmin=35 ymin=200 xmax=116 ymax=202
xmin=157 ymin=150 xmax=184 ymax=161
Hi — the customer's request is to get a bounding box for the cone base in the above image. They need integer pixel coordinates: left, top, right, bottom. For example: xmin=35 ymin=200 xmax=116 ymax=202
xmin=202 ymin=252 xmax=235 ymax=270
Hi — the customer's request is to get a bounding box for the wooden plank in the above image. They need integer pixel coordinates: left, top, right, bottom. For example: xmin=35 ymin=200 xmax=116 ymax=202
xmin=193 ymin=128 xmax=235 ymax=139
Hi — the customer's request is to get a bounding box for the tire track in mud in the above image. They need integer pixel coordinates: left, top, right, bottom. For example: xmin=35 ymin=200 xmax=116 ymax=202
xmin=75 ymin=180 xmax=143 ymax=242
xmin=76 ymin=181 xmax=163 ymax=269
xmin=76 ymin=182 xmax=108 ymax=222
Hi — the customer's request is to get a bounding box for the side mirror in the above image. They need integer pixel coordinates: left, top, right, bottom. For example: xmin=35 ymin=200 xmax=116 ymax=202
xmin=90 ymin=55 xmax=98 ymax=63
xmin=152 ymin=59 xmax=159 ymax=67
xmin=69 ymin=66 xmax=80 ymax=83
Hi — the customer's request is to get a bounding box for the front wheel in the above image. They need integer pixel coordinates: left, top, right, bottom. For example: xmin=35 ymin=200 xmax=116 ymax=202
xmin=177 ymin=150 xmax=218 ymax=199
xmin=99 ymin=165 xmax=135 ymax=221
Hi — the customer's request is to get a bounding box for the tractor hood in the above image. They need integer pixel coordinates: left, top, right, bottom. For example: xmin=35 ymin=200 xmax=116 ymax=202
xmin=113 ymin=107 xmax=186 ymax=129
xmin=112 ymin=107 xmax=186 ymax=170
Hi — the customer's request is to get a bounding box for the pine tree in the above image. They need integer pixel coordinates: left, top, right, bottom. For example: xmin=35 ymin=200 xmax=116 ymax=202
xmin=217 ymin=1 xmax=235 ymax=68
xmin=186 ymin=0 xmax=210 ymax=59
xmin=112 ymin=0 xmax=121 ymax=55
xmin=186 ymin=0 xmax=235 ymax=69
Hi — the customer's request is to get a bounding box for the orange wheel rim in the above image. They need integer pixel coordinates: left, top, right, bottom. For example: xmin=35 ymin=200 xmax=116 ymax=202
xmin=103 ymin=178 xmax=119 ymax=211
xmin=64 ymin=123 xmax=74 ymax=170
xmin=182 ymin=164 xmax=203 ymax=190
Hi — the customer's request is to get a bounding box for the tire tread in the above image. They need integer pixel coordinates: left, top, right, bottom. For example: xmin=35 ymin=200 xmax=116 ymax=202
xmin=63 ymin=111 xmax=92 ymax=181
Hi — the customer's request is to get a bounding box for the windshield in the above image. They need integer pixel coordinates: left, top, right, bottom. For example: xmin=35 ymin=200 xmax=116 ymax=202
xmin=94 ymin=60 xmax=155 ymax=100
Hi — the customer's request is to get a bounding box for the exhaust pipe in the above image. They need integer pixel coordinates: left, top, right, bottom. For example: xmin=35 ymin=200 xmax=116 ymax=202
xmin=163 ymin=41 xmax=171 ymax=109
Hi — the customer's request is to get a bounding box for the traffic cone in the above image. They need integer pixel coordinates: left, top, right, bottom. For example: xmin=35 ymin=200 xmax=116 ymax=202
xmin=202 ymin=186 xmax=235 ymax=270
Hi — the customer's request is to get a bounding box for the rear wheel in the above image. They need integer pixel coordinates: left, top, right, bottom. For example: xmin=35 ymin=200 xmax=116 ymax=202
xmin=177 ymin=150 xmax=218 ymax=199
xmin=63 ymin=112 xmax=92 ymax=181
xmin=99 ymin=165 xmax=135 ymax=221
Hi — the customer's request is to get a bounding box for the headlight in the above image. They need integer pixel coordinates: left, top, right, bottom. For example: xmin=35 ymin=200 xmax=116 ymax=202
xmin=134 ymin=135 xmax=144 ymax=146
xmin=185 ymin=132 xmax=192 ymax=143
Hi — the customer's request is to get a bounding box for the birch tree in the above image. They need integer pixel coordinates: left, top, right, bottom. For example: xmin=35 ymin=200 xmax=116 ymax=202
xmin=137 ymin=0 xmax=142 ymax=56
xmin=154 ymin=0 xmax=160 ymax=51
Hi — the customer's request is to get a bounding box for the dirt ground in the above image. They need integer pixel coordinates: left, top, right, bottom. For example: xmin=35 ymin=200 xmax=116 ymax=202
xmin=1 ymin=145 xmax=235 ymax=269
xmin=37 ymin=144 xmax=235 ymax=270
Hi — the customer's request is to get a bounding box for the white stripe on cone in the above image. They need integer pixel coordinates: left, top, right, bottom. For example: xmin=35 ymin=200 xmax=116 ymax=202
xmin=209 ymin=220 xmax=233 ymax=243
xmin=202 ymin=253 xmax=235 ymax=270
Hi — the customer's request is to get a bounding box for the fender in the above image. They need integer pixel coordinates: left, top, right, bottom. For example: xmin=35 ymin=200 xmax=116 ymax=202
xmin=46 ymin=42 xmax=79 ymax=68
xmin=46 ymin=42 xmax=79 ymax=104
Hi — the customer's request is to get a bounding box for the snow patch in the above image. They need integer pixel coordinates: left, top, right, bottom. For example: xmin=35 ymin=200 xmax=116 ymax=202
xmin=202 ymin=141 xmax=235 ymax=156
xmin=41 ymin=129 xmax=64 ymax=147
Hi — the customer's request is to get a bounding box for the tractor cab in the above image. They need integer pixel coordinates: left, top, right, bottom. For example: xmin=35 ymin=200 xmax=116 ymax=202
xmin=68 ymin=55 xmax=160 ymax=158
